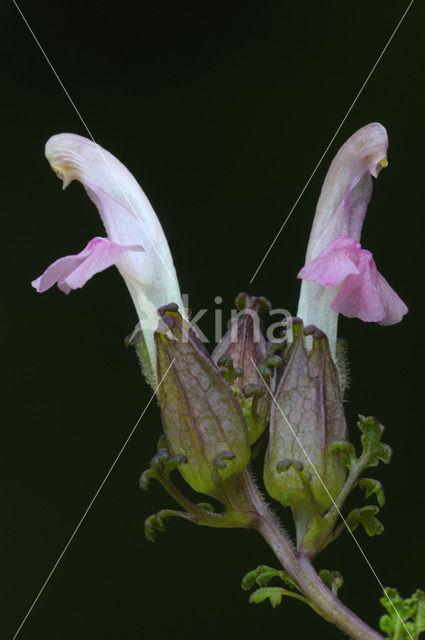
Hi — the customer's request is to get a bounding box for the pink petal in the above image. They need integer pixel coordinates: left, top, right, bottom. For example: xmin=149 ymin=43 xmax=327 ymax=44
xmin=32 ymin=237 xmax=144 ymax=294
xmin=304 ymin=123 xmax=388 ymax=263
xmin=331 ymin=249 xmax=408 ymax=324
xmin=298 ymin=235 xmax=361 ymax=286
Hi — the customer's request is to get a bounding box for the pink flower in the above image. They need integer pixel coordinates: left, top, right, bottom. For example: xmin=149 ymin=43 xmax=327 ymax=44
xmin=297 ymin=123 xmax=407 ymax=355
xmin=32 ymin=133 xmax=185 ymax=378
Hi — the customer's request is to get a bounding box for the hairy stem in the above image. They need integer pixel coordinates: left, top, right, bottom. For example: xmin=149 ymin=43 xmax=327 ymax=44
xmin=242 ymin=472 xmax=384 ymax=640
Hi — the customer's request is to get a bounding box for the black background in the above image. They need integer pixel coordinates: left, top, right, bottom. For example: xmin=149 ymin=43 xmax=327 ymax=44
xmin=3 ymin=1 xmax=424 ymax=639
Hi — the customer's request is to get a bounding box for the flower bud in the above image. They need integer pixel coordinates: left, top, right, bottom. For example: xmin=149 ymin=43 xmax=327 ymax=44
xmin=212 ymin=293 xmax=272 ymax=443
xmin=264 ymin=320 xmax=348 ymax=513
xmin=155 ymin=305 xmax=251 ymax=498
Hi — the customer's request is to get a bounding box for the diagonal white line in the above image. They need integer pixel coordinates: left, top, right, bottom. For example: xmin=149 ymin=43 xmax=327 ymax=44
xmin=249 ymin=0 xmax=415 ymax=284
xmin=12 ymin=359 xmax=175 ymax=640
xmin=251 ymin=358 xmax=413 ymax=640
xmin=12 ymin=0 xmax=176 ymax=284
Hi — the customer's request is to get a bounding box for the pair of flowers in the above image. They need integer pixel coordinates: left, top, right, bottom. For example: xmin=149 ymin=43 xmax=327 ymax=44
xmin=32 ymin=123 xmax=407 ymax=372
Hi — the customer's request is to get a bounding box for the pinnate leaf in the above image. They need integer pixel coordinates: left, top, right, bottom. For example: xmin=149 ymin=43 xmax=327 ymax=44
xmin=241 ymin=565 xmax=297 ymax=591
xmin=249 ymin=587 xmax=285 ymax=608
xmin=346 ymin=505 xmax=384 ymax=537
xmin=379 ymin=587 xmax=425 ymax=639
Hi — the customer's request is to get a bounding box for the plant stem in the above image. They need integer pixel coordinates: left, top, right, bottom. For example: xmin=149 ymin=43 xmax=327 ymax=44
xmin=243 ymin=472 xmax=384 ymax=640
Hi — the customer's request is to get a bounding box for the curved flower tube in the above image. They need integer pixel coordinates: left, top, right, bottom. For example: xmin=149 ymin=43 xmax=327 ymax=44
xmin=32 ymin=133 xmax=185 ymax=379
xmin=296 ymin=123 xmax=407 ymax=356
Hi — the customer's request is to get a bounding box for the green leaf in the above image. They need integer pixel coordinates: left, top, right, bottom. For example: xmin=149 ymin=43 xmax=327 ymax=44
xmin=345 ymin=505 xmax=384 ymax=537
xmin=241 ymin=567 xmax=262 ymax=591
xmin=144 ymin=509 xmax=195 ymax=543
xmin=379 ymin=613 xmax=394 ymax=636
xmin=243 ymin=565 xmax=319 ymax=615
xmin=249 ymin=587 xmax=285 ymax=608
xmin=241 ymin=565 xmax=298 ymax=591
xmin=331 ymin=440 xmax=357 ymax=472
xmin=319 ymin=569 xmax=344 ymax=596
xmin=379 ymin=587 xmax=425 ymax=639
xmin=358 ymin=416 xmax=392 ymax=469
xmin=256 ymin=570 xmax=283 ymax=587
xmin=144 ymin=513 xmax=165 ymax=543
xmin=357 ymin=478 xmax=386 ymax=507
xmin=332 ymin=416 xmax=392 ymax=479
xmin=415 ymin=590 xmax=425 ymax=637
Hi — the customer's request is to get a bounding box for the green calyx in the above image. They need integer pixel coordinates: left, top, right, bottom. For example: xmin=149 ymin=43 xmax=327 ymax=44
xmin=154 ymin=309 xmax=251 ymax=497
xmin=264 ymin=321 xmax=348 ymax=515
xmin=264 ymin=321 xmax=349 ymax=553
xmin=266 ymin=412 xmax=392 ymax=558
xmin=262 ymin=315 xmax=393 ymax=558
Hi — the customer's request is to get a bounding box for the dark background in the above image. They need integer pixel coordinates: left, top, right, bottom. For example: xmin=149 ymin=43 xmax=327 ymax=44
xmin=3 ymin=1 xmax=424 ymax=639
